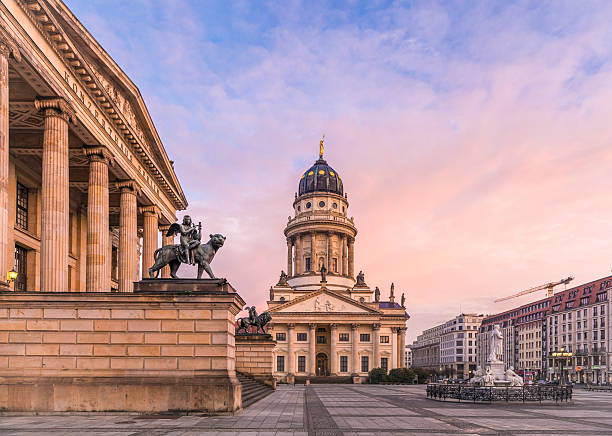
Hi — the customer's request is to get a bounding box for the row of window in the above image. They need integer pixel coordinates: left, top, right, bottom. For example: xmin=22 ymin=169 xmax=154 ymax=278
xmin=276 ymin=355 xmax=386 ymax=373
xmin=276 ymin=332 xmax=389 ymax=343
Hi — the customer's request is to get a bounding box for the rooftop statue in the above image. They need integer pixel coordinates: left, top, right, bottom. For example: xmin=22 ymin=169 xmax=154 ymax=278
xmin=320 ymin=264 xmax=327 ymax=282
xmin=374 ymin=286 xmax=380 ymax=302
xmin=355 ymin=270 xmax=366 ymax=286
xmin=277 ymin=270 xmax=289 ymax=286
xmin=148 ymin=215 xmax=225 ymax=279
xmin=401 ymin=293 xmax=406 ymax=308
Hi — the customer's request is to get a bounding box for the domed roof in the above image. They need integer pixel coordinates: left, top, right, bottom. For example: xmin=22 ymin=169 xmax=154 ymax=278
xmin=298 ymin=158 xmax=344 ymax=196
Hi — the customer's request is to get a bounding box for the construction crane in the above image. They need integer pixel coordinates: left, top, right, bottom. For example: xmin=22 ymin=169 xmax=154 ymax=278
xmin=495 ymin=277 xmax=574 ymax=303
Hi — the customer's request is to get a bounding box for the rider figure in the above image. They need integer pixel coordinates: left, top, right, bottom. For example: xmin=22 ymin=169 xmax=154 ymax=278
xmin=178 ymin=215 xmax=200 ymax=265
xmin=248 ymin=306 xmax=258 ymax=326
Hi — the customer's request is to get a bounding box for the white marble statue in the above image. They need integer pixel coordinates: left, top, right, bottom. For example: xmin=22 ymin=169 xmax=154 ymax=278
xmin=504 ymin=366 xmax=524 ymax=387
xmin=469 ymin=366 xmax=485 ymax=385
xmin=488 ymin=324 xmax=503 ymax=362
xmin=483 ymin=367 xmax=495 ymax=386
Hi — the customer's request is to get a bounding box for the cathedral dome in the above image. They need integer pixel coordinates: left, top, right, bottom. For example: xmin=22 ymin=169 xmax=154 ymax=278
xmin=298 ymin=158 xmax=344 ymax=196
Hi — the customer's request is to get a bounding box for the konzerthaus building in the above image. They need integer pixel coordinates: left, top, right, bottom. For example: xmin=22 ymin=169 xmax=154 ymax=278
xmin=266 ymin=145 xmax=409 ymax=381
xmin=0 ymin=0 xmax=186 ymax=292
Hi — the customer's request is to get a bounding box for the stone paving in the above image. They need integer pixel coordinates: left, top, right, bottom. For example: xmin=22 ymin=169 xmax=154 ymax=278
xmin=1 ymin=384 xmax=612 ymax=435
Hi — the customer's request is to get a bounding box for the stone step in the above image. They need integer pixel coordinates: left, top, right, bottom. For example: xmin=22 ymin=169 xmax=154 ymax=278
xmin=237 ymin=372 xmax=274 ymax=408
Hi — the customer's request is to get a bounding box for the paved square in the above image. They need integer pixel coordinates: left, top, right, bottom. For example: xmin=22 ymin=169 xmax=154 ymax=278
xmin=1 ymin=384 xmax=612 ymax=435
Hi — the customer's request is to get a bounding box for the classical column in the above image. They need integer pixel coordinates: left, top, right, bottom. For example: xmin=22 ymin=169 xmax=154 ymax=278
xmin=310 ymin=231 xmax=316 ymax=272
xmin=84 ymin=146 xmax=112 ymax=292
xmin=295 ymin=235 xmax=301 ymax=275
xmin=36 ymin=97 xmax=75 ymax=292
xmin=287 ymin=323 xmax=295 ymax=375
xmin=398 ymin=327 xmax=407 ymax=368
xmin=326 ymin=232 xmax=331 ymax=271
xmin=286 ymin=238 xmax=293 ymax=277
xmin=373 ymin=323 xmax=381 ymax=369
xmin=309 ymin=323 xmax=316 ymax=375
xmin=139 ymin=205 xmax=158 ymax=278
xmin=0 ymin=41 xmax=11 ymax=287
xmin=159 ymin=225 xmax=173 ymax=278
xmin=352 ymin=323 xmax=360 ymax=374
xmin=341 ymin=234 xmax=347 ymax=276
xmin=391 ymin=327 xmax=399 ymax=370
xmin=348 ymin=237 xmax=355 ymax=278
xmin=330 ymin=323 xmax=338 ymax=375
xmin=116 ymin=181 xmax=139 ymax=292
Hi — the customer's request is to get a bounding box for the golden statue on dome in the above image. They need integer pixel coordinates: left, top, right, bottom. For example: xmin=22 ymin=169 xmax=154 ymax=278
xmin=319 ymin=134 xmax=325 ymax=159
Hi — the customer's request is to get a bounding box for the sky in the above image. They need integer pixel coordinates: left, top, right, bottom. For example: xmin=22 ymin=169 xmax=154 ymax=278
xmin=65 ymin=0 xmax=612 ymax=343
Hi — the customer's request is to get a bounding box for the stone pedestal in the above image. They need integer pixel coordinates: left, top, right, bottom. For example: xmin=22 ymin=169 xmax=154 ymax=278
xmin=0 ymin=279 xmax=245 ymax=413
xmin=235 ymin=334 xmax=276 ymax=388
xmin=488 ymin=361 xmax=511 ymax=386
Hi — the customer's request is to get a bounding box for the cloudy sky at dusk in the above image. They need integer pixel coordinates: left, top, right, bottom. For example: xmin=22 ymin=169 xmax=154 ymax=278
xmin=66 ymin=0 xmax=612 ymax=342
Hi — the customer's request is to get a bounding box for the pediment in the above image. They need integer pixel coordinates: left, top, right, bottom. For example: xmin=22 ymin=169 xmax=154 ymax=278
xmin=269 ymin=289 xmax=380 ymax=314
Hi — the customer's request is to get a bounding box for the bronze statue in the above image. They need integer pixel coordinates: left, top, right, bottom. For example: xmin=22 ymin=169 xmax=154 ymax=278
xmin=167 ymin=215 xmax=201 ymax=265
xmin=401 ymin=293 xmax=405 ymax=308
xmin=374 ymin=286 xmax=380 ymax=302
xmin=356 ymin=270 xmax=366 ymax=286
xmin=320 ymin=264 xmax=327 ymax=282
xmin=390 ymin=282 xmax=395 ymax=298
xmin=149 ymin=230 xmax=226 ymax=279
xmin=236 ymin=306 xmax=272 ymax=334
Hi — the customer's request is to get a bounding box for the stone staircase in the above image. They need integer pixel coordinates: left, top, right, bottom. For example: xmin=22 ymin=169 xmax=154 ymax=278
xmin=237 ymin=372 xmax=274 ymax=408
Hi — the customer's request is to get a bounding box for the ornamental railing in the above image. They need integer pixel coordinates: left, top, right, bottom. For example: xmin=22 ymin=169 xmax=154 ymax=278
xmin=426 ymin=384 xmax=572 ymax=404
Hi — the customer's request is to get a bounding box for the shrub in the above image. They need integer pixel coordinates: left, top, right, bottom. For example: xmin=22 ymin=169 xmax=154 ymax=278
xmin=368 ymin=367 xmax=388 ymax=384
xmin=389 ymin=367 xmax=412 ymax=383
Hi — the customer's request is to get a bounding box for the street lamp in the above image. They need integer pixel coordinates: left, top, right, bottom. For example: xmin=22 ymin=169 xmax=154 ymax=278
xmin=551 ymin=347 xmax=573 ymax=384
xmin=6 ymin=269 xmax=17 ymax=285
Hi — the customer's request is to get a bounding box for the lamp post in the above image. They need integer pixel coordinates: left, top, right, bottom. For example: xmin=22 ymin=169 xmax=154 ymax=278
xmin=6 ymin=268 xmax=17 ymax=290
xmin=551 ymin=347 xmax=573 ymax=384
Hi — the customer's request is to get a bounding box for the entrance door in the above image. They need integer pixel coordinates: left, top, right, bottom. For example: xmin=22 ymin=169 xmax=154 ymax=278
xmin=316 ymin=353 xmax=328 ymax=376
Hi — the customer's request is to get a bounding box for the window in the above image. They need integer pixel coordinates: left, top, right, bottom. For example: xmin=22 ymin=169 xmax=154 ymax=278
xmin=339 ymin=333 xmax=349 ymax=342
xmin=380 ymin=335 xmax=389 ymax=343
xmin=14 ymin=245 xmax=27 ymax=291
xmin=381 ymin=357 xmax=388 ymax=371
xmin=305 ymin=257 xmax=311 ymax=271
xmin=317 ymin=327 xmax=326 ymax=332
xmin=306 ymin=202 xmax=311 ymax=209
xmin=297 ymin=333 xmax=307 ymax=342
xmin=594 ymin=331 xmax=598 ymax=340
xmin=360 ymin=334 xmax=370 ymax=342
xmin=16 ymin=183 xmax=28 ymax=231
xmin=276 ymin=355 xmax=285 ymax=372
xmin=340 ymin=356 xmax=348 ymax=372
xmin=594 ymin=307 xmax=598 ymax=316
xmin=276 ymin=333 xmax=286 ymax=341
xmin=317 ymin=335 xmax=326 ymax=344
xmin=601 ymin=305 xmax=606 ymax=315
xmin=318 ymin=201 xmax=325 ymax=208
xmin=361 ymin=356 xmax=369 ymax=373
xmin=298 ymin=356 xmax=306 ymax=372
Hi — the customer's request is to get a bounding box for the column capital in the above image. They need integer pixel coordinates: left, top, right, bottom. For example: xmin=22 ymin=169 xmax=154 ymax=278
xmin=138 ymin=205 xmax=159 ymax=217
xmin=83 ymin=145 xmax=114 ymax=166
xmin=159 ymin=224 xmax=170 ymax=232
xmin=308 ymin=323 xmax=317 ymax=330
xmin=398 ymin=327 xmax=407 ymax=333
xmin=287 ymin=323 xmax=295 ymax=330
xmin=115 ymin=180 xmax=141 ymax=196
xmin=0 ymin=30 xmax=21 ymax=61
xmin=35 ymin=97 xmax=75 ymax=123
xmin=330 ymin=323 xmax=338 ymax=330
xmin=391 ymin=327 xmax=400 ymax=333
xmin=351 ymin=323 xmax=360 ymax=330
xmin=372 ymin=323 xmax=381 ymax=330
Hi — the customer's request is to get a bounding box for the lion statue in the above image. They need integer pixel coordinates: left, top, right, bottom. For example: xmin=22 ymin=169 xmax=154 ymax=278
xmin=149 ymin=233 xmax=226 ymax=279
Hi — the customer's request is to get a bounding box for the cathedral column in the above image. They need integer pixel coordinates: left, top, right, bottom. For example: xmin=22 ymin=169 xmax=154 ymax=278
xmin=286 ymin=238 xmax=293 ymax=277
xmin=373 ymin=323 xmax=381 ymax=369
xmin=295 ymin=236 xmax=301 ymax=274
xmin=84 ymin=146 xmax=112 ymax=292
xmin=348 ymin=237 xmax=355 ymax=278
xmin=159 ymin=225 xmax=173 ymax=278
xmin=330 ymin=323 xmax=338 ymax=375
xmin=391 ymin=327 xmax=399 ymax=370
xmin=36 ymin=97 xmax=75 ymax=292
xmin=287 ymin=323 xmax=295 ymax=374
xmin=116 ymin=180 xmax=139 ymax=292
xmin=139 ymin=205 xmax=158 ymax=278
xmin=341 ymin=235 xmax=347 ymax=276
xmin=310 ymin=231 xmax=316 ymax=272
xmin=326 ymin=232 xmax=331 ymax=272
xmin=398 ymin=327 xmax=407 ymax=368
xmin=352 ymin=323 xmax=360 ymax=374
xmin=308 ymin=323 xmax=316 ymax=375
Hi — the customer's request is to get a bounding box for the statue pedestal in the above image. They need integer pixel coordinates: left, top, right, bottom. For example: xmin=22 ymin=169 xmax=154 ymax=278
xmin=0 ymin=279 xmax=246 ymax=413
xmin=486 ymin=361 xmax=512 ymax=386
xmin=235 ymin=334 xmax=276 ymax=388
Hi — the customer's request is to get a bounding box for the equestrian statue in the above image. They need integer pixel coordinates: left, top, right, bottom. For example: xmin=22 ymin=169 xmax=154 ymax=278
xmin=148 ymin=215 xmax=226 ymax=279
xmin=236 ymin=306 xmax=272 ymax=334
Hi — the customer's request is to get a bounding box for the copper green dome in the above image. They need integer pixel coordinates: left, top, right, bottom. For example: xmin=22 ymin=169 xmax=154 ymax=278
xmin=298 ymin=158 xmax=344 ymax=196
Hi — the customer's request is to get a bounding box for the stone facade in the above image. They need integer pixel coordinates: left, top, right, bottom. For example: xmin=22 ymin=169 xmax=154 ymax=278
xmin=0 ymin=280 xmax=245 ymax=412
xmin=235 ymin=335 xmax=276 ymax=387
xmin=0 ymin=0 xmax=187 ymax=293
xmin=267 ymin=147 xmax=409 ymax=381
xmin=439 ymin=314 xmax=483 ymax=379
